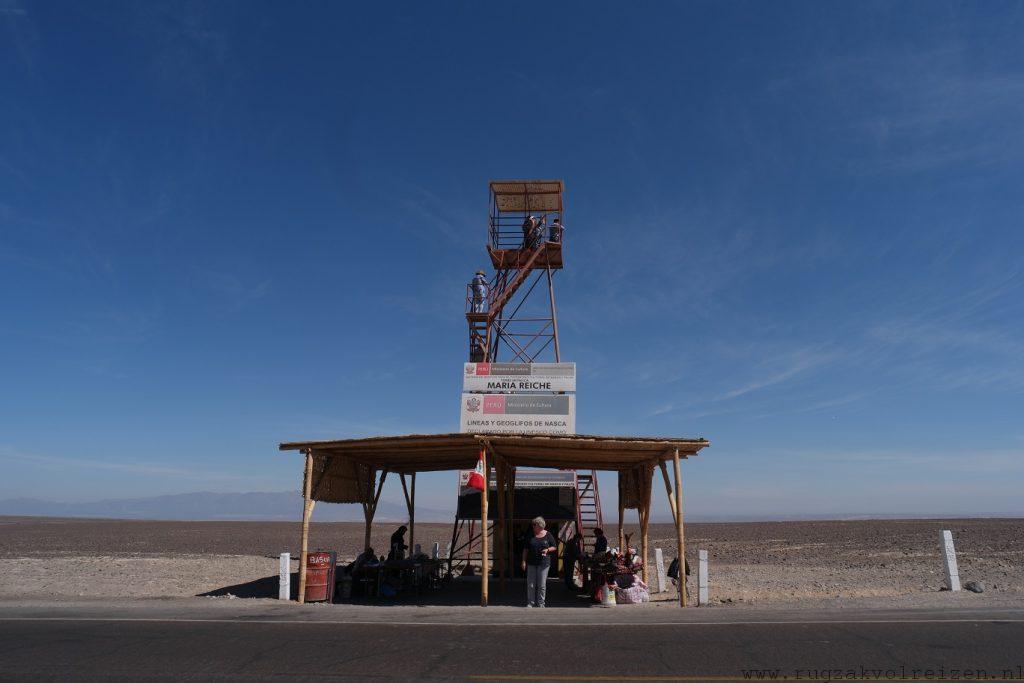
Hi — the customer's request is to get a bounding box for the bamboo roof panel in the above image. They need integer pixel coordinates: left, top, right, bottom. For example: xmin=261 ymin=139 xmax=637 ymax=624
xmin=280 ymin=432 xmax=708 ymax=474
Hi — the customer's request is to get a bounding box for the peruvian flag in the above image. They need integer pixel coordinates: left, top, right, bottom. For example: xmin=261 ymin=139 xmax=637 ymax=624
xmin=467 ymin=451 xmax=486 ymax=491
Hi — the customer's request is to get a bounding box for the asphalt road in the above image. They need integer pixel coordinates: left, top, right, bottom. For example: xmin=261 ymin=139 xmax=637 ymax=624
xmin=1 ymin=604 xmax=1022 ymax=681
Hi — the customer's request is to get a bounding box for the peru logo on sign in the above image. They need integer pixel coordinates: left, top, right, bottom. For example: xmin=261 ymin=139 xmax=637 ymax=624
xmin=459 ymin=393 xmax=575 ymax=435
xmin=462 ymin=362 xmax=575 ymax=392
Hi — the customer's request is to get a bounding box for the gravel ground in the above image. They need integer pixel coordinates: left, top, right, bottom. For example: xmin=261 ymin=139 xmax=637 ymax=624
xmin=1 ymin=516 xmax=1021 ymax=606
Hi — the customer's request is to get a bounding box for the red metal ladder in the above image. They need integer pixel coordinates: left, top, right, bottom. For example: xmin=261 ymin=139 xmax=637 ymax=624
xmin=575 ymin=471 xmax=603 ymax=552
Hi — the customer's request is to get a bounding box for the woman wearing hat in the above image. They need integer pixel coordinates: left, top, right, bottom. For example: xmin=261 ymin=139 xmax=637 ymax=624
xmin=521 ymin=516 xmax=557 ymax=607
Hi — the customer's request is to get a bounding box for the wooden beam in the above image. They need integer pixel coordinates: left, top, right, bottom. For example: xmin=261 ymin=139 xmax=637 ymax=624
xmin=399 ymin=472 xmax=414 ymax=552
xmin=672 ymin=447 xmax=686 ymax=608
xmin=480 ymin=446 xmax=489 ymax=607
xmin=309 ymin=451 xmax=328 ymax=500
xmin=365 ymin=468 xmax=387 ymax=551
xmin=617 ymin=475 xmax=625 ymax=553
xmin=507 ymin=463 xmax=516 ymax=592
xmin=399 ymin=472 xmax=415 ymax=553
xmin=297 ymin=450 xmax=314 ymax=604
xmin=494 ymin=451 xmax=505 ymax=591
xmin=659 ymin=460 xmax=679 ymax=527
xmin=640 ymin=462 xmax=653 ymax=585
xmin=281 ymin=436 xmax=709 ymax=456
xmin=399 ymin=473 xmax=411 ymax=509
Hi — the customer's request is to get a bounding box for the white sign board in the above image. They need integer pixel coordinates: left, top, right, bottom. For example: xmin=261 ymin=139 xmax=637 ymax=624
xmin=459 ymin=393 xmax=575 ymax=435
xmin=458 ymin=469 xmax=576 ymax=492
xmin=463 ymin=362 xmax=576 ymax=392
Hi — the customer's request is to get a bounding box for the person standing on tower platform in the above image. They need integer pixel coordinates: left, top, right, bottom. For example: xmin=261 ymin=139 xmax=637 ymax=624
xmin=522 ymin=215 xmax=539 ymax=249
xmin=470 ymin=270 xmax=488 ymax=313
xmin=549 ymin=218 xmax=563 ymax=243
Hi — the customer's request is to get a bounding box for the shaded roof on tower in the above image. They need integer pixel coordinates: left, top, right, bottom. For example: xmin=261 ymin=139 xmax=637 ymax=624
xmin=489 ymin=179 xmax=564 ymax=213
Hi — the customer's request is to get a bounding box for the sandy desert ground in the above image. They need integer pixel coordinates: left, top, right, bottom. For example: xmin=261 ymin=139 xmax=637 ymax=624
xmin=1 ymin=516 xmax=1021 ymax=608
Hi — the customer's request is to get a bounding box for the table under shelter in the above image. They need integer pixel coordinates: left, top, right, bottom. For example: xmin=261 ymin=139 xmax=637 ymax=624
xmin=280 ymin=433 xmax=709 ymax=607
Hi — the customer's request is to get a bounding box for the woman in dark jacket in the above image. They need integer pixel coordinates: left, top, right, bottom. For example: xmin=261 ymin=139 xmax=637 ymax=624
xmin=520 ymin=516 xmax=557 ymax=607
xmin=387 ymin=525 xmax=408 ymax=561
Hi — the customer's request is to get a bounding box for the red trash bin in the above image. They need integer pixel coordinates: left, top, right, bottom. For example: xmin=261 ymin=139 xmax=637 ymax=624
xmin=304 ymin=551 xmax=336 ymax=603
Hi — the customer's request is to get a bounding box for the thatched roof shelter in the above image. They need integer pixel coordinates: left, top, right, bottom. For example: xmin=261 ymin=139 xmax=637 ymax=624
xmin=280 ymin=432 xmax=709 ymax=608
xmin=280 ymin=433 xmax=708 ymax=478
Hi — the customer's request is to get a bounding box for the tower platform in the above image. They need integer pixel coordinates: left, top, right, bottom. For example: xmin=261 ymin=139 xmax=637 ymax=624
xmin=488 ymin=242 xmax=563 ymax=270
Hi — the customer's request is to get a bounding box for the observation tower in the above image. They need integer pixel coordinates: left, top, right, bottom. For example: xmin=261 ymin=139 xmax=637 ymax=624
xmin=465 ymin=180 xmax=566 ymax=364
xmin=451 ymin=180 xmax=604 ymax=578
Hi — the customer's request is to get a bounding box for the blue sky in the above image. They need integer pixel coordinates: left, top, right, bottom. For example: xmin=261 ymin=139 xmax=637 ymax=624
xmin=2 ymin=1 xmax=1022 ymax=519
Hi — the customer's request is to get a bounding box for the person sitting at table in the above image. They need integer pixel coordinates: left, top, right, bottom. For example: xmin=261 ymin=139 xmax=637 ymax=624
xmin=347 ymin=546 xmax=378 ymax=597
xmin=388 ymin=525 xmax=408 ymax=561
xmin=593 ymin=527 xmax=609 ymax=554
xmin=350 ymin=546 xmax=376 ymax=574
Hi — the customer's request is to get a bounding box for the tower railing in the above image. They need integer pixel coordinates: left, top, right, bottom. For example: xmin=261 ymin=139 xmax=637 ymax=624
xmin=488 ymin=213 xmax=564 ymax=251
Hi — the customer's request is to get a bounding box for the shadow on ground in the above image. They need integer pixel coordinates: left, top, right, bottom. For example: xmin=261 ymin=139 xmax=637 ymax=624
xmin=199 ymin=573 xmax=297 ymax=600
xmin=199 ymin=574 xmax=596 ymax=607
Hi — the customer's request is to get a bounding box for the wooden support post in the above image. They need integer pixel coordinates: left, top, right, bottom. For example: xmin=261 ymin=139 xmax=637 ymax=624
xmin=636 ymin=504 xmax=644 ymax=578
xmin=492 ymin=452 xmax=501 ymax=588
xmin=672 ymin=447 xmax=686 ymax=607
xmin=494 ymin=452 xmax=506 ymax=591
xmin=640 ymin=463 xmax=653 ymax=584
xmin=364 ymin=469 xmax=387 ymax=553
xmin=617 ymin=471 xmax=625 ymax=552
xmin=297 ymin=450 xmax=314 ymax=604
xmin=399 ymin=472 xmax=416 ymax=554
xmin=480 ymin=446 xmax=490 ymax=607
xmin=409 ymin=472 xmax=416 ymax=553
xmin=506 ymin=464 xmax=515 ymax=591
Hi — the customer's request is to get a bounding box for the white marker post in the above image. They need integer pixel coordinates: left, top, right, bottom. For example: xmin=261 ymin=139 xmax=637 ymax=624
xmin=698 ymin=549 xmax=709 ymax=606
xmin=940 ymin=530 xmax=961 ymax=592
xmin=444 ymin=542 xmax=452 ymax=559
xmin=655 ymin=548 xmax=668 ymax=593
xmin=279 ymin=552 xmax=291 ymax=600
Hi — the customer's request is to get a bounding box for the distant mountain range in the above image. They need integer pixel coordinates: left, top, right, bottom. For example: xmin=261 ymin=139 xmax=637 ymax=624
xmin=0 ymin=491 xmax=452 ymax=522
xmin=0 ymin=492 xmax=1015 ymax=523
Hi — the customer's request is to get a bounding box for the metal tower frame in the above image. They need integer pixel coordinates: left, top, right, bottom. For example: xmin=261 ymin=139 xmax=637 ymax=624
xmin=466 ymin=180 xmax=565 ymax=365
xmin=452 ymin=179 xmax=602 ymax=581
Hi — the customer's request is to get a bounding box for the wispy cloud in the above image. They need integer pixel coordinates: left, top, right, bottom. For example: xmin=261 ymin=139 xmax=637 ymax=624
xmin=190 ymin=267 xmax=269 ymax=313
xmin=771 ymin=44 xmax=1024 ymax=173
xmin=274 ymin=414 xmax=451 ymax=441
xmin=751 ymin=390 xmax=873 ymax=420
xmin=715 ymin=347 xmax=835 ymax=401
xmin=0 ymin=447 xmax=277 ymax=485
xmin=863 ymin=271 xmax=1024 ymax=390
xmin=796 ymin=448 xmax=1024 ymax=475
xmin=1 ymin=1 xmax=35 ymax=75
xmin=129 ymin=3 xmax=230 ymax=97
xmin=57 ymin=306 xmax=160 ymax=345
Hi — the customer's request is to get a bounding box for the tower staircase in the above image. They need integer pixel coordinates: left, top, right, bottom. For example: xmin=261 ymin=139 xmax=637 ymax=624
xmin=575 ymin=471 xmax=604 ymax=552
xmin=466 ymin=244 xmax=549 ymax=362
